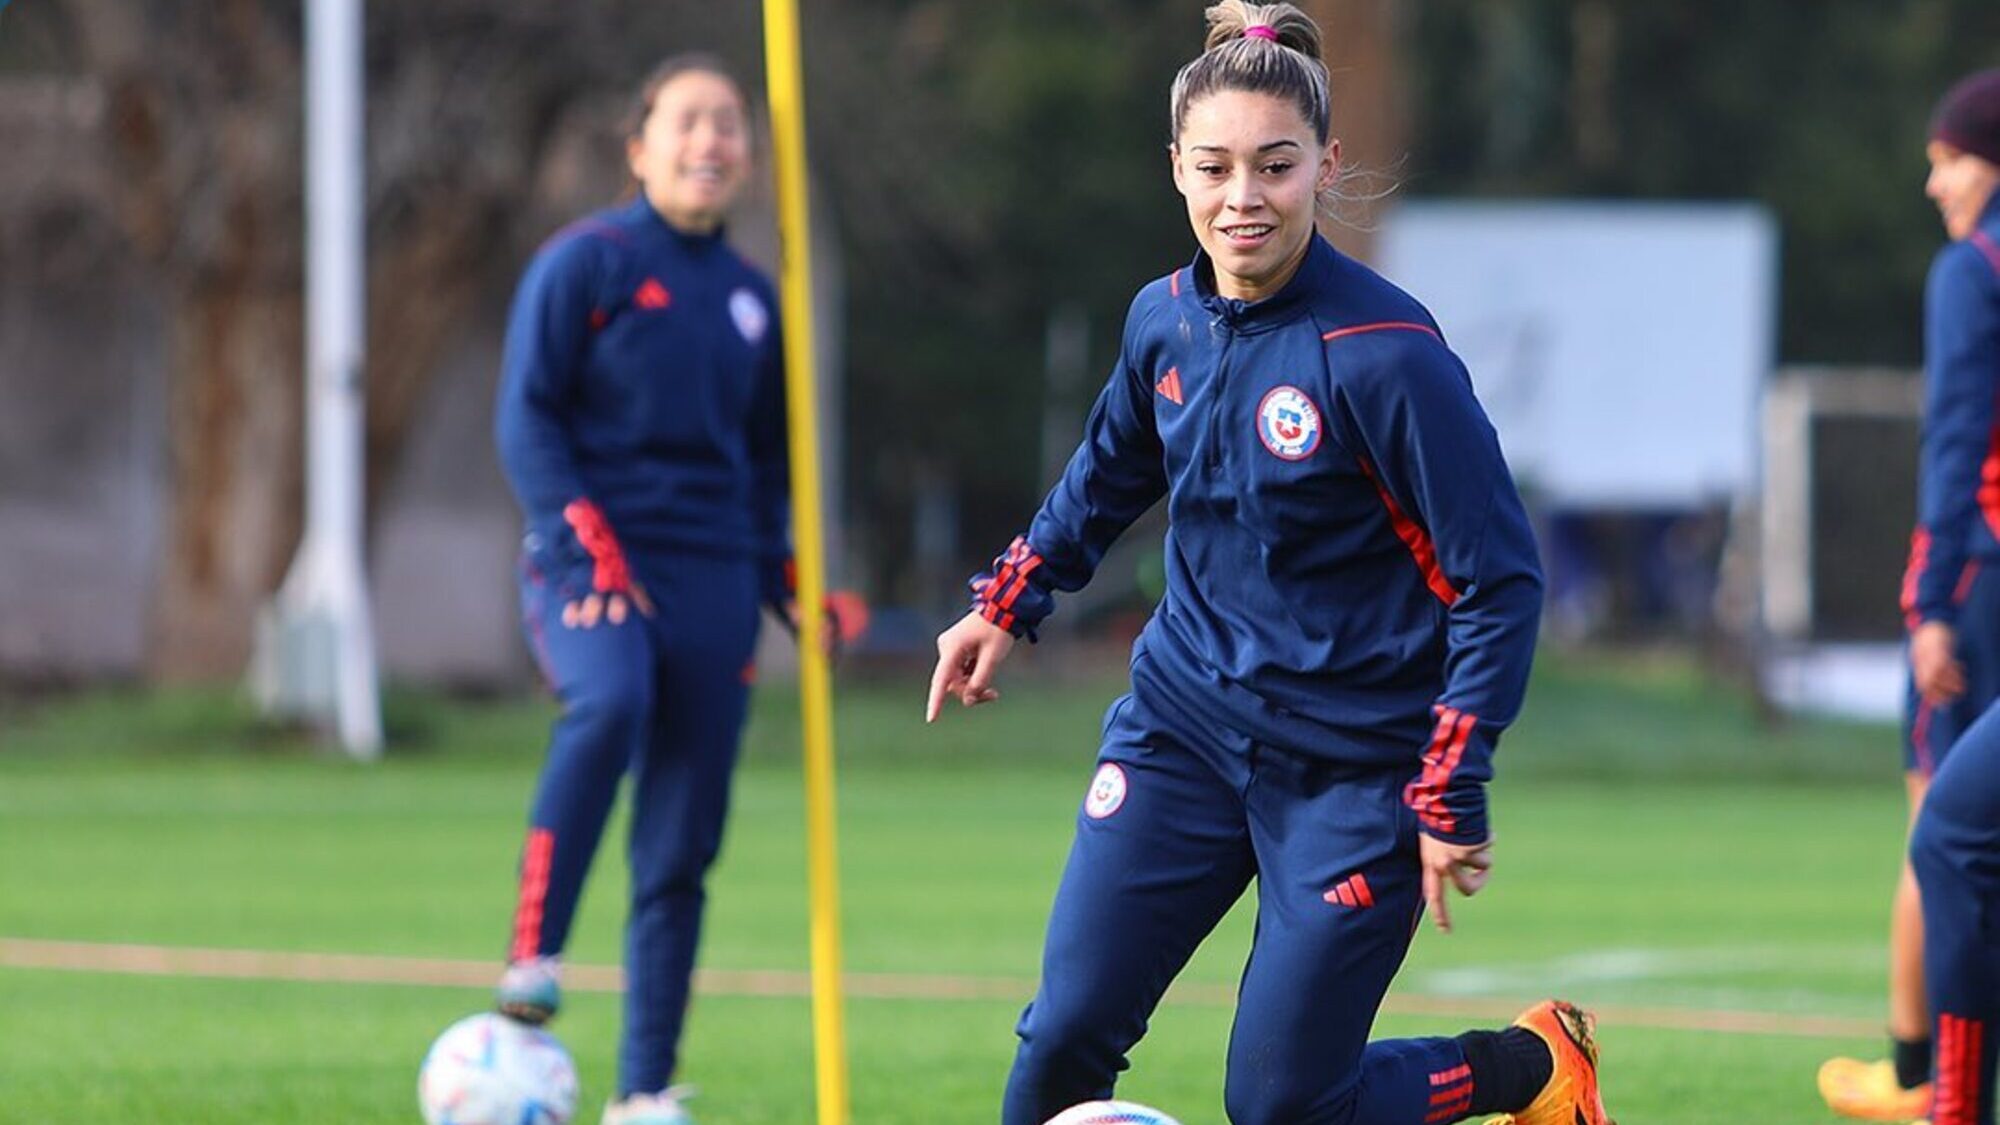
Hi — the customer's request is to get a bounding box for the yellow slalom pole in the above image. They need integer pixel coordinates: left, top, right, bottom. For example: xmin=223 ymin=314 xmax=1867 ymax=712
xmin=760 ymin=3 xmax=851 ymax=1124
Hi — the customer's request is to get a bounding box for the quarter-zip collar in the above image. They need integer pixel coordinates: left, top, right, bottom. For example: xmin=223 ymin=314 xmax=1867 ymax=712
xmin=627 ymin=193 xmax=728 ymax=255
xmin=1189 ymin=234 xmax=1337 ymax=334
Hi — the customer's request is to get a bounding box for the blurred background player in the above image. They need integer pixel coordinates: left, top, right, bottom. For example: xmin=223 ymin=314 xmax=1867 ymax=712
xmin=1822 ymin=67 xmax=2000 ymax=1124
xmin=492 ymin=54 xmax=796 ymax=1125
xmin=924 ymin=4 xmax=1608 ymax=1123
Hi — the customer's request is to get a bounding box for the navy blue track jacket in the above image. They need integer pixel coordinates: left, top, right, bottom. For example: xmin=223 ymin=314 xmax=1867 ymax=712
xmin=971 ymin=236 xmax=1544 ymax=844
xmin=1905 ymin=194 xmax=2000 ymax=632
xmin=495 ymin=196 xmax=790 ymax=599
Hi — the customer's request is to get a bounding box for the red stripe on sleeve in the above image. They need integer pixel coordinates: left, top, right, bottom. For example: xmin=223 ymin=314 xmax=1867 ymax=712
xmin=978 ymin=537 xmax=1045 ymax=619
xmin=1322 ymin=320 xmax=1442 ymax=344
xmin=1981 ymin=418 xmax=2000 ymax=539
xmin=1356 ymin=457 xmax=1462 ymax=606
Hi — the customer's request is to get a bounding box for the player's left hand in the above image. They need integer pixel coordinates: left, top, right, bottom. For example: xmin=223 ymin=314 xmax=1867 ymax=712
xmin=1419 ymin=833 xmax=1493 ymax=935
xmin=772 ymin=598 xmax=845 ymax=662
xmin=561 ymin=581 xmax=653 ymax=630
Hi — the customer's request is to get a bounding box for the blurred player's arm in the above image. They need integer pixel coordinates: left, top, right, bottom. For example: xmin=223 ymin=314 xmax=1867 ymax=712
xmin=1906 ymin=244 xmax=2000 ymax=701
xmin=747 ymin=292 xmax=799 ymax=617
xmin=494 ymin=235 xmax=649 ymax=621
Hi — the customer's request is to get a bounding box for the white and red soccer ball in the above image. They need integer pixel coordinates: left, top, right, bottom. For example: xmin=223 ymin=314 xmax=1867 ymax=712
xmin=418 ymin=1012 xmax=578 ymax=1125
xmin=1044 ymin=1101 xmax=1185 ymax=1125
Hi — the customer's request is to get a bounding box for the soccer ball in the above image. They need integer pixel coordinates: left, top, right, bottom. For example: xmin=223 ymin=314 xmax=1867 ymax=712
xmin=1043 ymin=1101 xmax=1185 ymax=1125
xmin=418 ymin=1012 xmax=579 ymax=1125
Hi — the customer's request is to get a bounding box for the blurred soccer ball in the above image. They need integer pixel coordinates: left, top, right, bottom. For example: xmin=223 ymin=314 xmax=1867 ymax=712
xmin=1043 ymin=1101 xmax=1185 ymax=1125
xmin=418 ymin=1012 xmax=579 ymax=1125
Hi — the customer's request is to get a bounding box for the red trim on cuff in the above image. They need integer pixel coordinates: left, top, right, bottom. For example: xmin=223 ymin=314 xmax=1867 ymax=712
xmin=973 ymin=537 xmax=1044 ymax=631
xmin=1405 ymin=706 xmax=1477 ymax=835
xmin=978 ymin=600 xmax=1016 ymax=634
xmin=563 ymin=498 xmax=634 ymax=595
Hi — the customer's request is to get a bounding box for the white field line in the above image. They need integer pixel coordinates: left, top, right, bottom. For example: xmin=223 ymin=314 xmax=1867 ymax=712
xmin=0 ymin=937 xmax=1879 ymax=1040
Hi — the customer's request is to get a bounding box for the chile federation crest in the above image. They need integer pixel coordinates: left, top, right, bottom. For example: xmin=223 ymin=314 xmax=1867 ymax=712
xmin=1256 ymin=385 xmax=1323 ymax=461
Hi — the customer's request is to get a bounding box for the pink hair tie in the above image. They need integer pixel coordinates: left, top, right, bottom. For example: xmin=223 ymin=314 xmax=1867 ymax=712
xmin=1244 ymin=25 xmax=1279 ymax=41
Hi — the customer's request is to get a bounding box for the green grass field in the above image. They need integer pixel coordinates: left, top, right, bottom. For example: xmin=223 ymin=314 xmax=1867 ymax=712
xmin=0 ymin=651 xmax=1913 ymax=1123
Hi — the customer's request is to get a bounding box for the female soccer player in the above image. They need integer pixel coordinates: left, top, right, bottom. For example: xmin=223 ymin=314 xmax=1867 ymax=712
xmin=493 ymin=54 xmax=793 ymax=1125
xmin=1821 ymin=68 xmax=2000 ymax=1124
xmin=925 ymin=4 xmax=1609 ymax=1123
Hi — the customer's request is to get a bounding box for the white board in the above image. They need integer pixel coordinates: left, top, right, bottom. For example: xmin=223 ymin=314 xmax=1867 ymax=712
xmin=1376 ymin=201 xmax=1779 ymax=508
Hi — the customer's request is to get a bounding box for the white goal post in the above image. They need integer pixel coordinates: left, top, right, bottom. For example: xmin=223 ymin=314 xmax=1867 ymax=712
xmin=1760 ymin=367 xmax=1921 ymax=643
xmin=250 ymin=0 xmax=382 ymax=758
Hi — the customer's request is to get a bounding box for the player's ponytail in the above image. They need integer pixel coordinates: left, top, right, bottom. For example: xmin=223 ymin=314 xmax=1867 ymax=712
xmin=1172 ymin=2 xmax=1330 ymax=146
xmin=1200 ymin=0 xmax=1323 ymax=61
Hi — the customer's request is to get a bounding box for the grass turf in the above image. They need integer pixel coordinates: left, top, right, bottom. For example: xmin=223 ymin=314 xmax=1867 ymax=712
xmin=0 ymin=650 xmax=1909 ymax=1123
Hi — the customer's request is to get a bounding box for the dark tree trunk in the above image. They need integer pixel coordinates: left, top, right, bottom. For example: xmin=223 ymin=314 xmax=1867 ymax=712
xmin=55 ymin=0 xmax=753 ymax=680
xmin=1305 ymin=0 xmax=1405 ymax=262
xmin=149 ymin=279 xmax=304 ymax=680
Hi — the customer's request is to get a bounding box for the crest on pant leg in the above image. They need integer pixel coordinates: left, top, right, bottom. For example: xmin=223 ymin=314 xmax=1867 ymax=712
xmin=1084 ymin=762 xmax=1128 ymax=819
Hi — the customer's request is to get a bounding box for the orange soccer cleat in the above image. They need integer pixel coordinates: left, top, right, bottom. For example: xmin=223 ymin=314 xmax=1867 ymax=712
xmin=1817 ymin=1056 xmax=1934 ymax=1122
xmin=1480 ymin=999 xmax=1614 ymax=1125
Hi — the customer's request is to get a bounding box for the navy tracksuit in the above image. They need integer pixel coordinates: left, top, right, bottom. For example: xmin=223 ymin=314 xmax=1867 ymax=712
xmin=1914 ymin=699 xmax=2000 ymax=1125
xmin=974 ymin=236 xmax=1544 ymax=1124
xmin=1902 ymin=193 xmax=2000 ymax=774
xmin=495 ymin=195 xmax=790 ymax=1096
xmin=1906 ymin=194 xmax=2000 ymax=1125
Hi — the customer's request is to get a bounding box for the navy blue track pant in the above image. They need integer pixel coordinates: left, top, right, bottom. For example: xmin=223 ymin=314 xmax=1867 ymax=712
xmin=1004 ymin=678 xmax=1473 ymax=1125
xmin=1912 ymin=699 xmax=2000 ymax=1125
xmin=511 ymin=546 xmax=760 ymax=1097
xmin=1906 ymin=564 xmax=2000 ymax=775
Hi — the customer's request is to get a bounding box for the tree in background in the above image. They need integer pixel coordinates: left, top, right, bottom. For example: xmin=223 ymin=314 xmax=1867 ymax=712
xmin=5 ymin=0 xmax=1999 ymax=681
xmin=1404 ymin=0 xmax=2000 ymax=365
xmin=24 ymin=0 xmax=769 ymax=678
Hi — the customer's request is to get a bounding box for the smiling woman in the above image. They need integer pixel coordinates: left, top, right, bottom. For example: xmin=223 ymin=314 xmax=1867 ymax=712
xmin=490 ymin=52 xmax=804 ymax=1125
xmin=1166 ymin=0 xmax=1335 ymax=301
xmin=622 ymin=55 xmax=751 ymax=236
xmin=923 ymin=4 xmax=1609 ymax=1124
